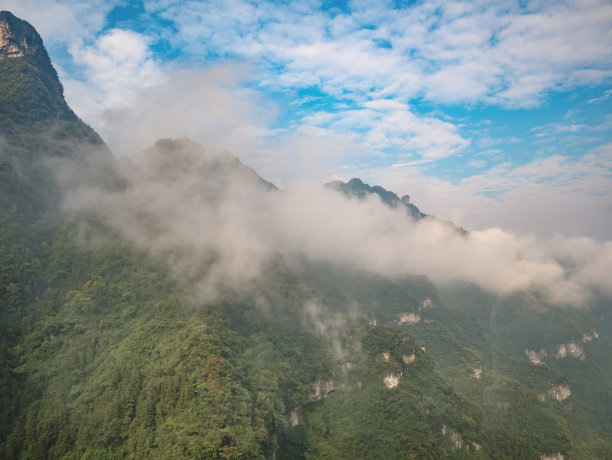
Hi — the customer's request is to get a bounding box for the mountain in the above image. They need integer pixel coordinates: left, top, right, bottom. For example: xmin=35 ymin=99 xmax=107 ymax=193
xmin=1 ymin=11 xmax=611 ymax=460
xmin=134 ymin=137 xmax=278 ymax=193
xmin=325 ymin=177 xmax=425 ymax=220
xmin=0 ymin=11 xmax=112 ymax=218
xmin=325 ymin=177 xmax=467 ymax=234
xmin=0 ymin=11 xmax=102 ymax=142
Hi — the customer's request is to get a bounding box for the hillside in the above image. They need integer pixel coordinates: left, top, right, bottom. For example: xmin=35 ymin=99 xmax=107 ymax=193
xmin=1 ymin=11 xmax=611 ymax=459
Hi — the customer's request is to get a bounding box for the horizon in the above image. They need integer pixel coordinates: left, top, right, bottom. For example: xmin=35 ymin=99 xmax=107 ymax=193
xmin=2 ymin=1 xmax=612 ymax=239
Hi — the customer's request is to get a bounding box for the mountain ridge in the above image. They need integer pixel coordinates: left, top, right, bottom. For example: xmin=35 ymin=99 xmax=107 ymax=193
xmin=0 ymin=10 xmax=103 ymax=143
xmin=325 ymin=177 xmax=426 ymax=220
xmin=0 ymin=10 xmax=111 ymax=217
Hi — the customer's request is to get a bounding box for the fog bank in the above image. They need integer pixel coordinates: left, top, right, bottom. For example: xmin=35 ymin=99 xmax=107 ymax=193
xmin=57 ymin=138 xmax=612 ymax=308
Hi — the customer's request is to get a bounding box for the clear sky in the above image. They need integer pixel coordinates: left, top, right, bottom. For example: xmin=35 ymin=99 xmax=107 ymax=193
xmin=5 ymin=0 xmax=612 ymax=239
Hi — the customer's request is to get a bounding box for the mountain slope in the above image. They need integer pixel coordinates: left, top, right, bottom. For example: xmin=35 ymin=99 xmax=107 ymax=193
xmin=0 ymin=11 xmax=101 ymax=142
xmin=0 ymin=10 xmax=110 ymax=218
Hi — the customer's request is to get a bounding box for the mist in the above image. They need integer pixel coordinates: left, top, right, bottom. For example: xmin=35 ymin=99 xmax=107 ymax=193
xmin=56 ymin=137 xmax=612 ymax=309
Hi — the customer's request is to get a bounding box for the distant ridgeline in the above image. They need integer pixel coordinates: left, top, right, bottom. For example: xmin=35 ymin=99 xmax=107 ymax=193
xmin=1 ymin=10 xmax=611 ymax=460
xmin=326 ymin=177 xmax=468 ymax=235
xmin=326 ymin=177 xmax=425 ymax=220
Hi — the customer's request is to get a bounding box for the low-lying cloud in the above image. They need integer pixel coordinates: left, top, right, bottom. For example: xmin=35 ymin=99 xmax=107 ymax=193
xmin=59 ymin=138 xmax=612 ymax=308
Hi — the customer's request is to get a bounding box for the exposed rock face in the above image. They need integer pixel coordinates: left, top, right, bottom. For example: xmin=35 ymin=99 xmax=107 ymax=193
xmin=548 ymin=384 xmax=571 ymax=401
xmin=399 ymin=312 xmax=421 ymax=325
xmin=420 ymin=298 xmax=433 ymax=309
xmin=307 ymin=379 xmax=335 ymax=403
xmin=472 ymin=367 xmax=482 ymax=379
xmin=450 ymin=432 xmax=463 ymax=449
xmin=540 ymin=453 xmax=565 ymax=460
xmin=442 ymin=425 xmax=479 ymax=451
xmin=402 ymin=353 xmax=416 ymax=364
xmin=540 ymin=384 xmax=571 ymax=402
xmin=554 ymin=341 xmax=585 ymax=360
xmin=526 ymin=348 xmax=548 ymax=365
xmin=580 ymin=330 xmax=598 ymax=342
xmin=527 ymin=331 xmax=598 ymax=366
xmin=1 ymin=22 xmax=26 ymax=59
xmin=0 ymin=11 xmax=44 ymax=60
xmin=383 ymin=373 xmax=401 ymax=388
xmin=0 ymin=23 xmax=25 ymax=59
xmin=282 ymin=407 xmax=303 ymax=428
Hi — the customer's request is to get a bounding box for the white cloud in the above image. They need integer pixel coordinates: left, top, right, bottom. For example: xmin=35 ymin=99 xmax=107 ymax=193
xmin=67 ymin=29 xmax=164 ymax=111
xmin=149 ymin=0 xmax=612 ymax=107
xmin=68 ymin=63 xmax=274 ymax=157
xmin=58 ymin=138 xmax=612 ymax=307
xmin=531 ymin=115 xmax=612 ymax=141
xmin=292 ymin=102 xmax=469 ymax=163
xmin=588 ymin=89 xmax=612 ymax=104
xmin=2 ymin=0 xmax=118 ymax=46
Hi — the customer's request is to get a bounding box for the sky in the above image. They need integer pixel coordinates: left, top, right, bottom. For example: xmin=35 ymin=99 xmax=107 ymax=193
xmin=5 ymin=0 xmax=612 ymax=240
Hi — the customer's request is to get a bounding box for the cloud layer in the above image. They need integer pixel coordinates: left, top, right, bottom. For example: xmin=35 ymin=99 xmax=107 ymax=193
xmin=59 ymin=139 xmax=612 ymax=308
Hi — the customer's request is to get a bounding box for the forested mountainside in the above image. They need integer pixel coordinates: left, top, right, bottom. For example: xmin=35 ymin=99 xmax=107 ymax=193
xmin=1 ymin=10 xmax=611 ymax=459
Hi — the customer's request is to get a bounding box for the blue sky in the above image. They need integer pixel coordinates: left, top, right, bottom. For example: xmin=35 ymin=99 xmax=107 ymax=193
xmin=5 ymin=0 xmax=612 ymax=239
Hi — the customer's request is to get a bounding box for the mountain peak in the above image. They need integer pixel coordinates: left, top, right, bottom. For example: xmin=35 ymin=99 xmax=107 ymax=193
xmin=0 ymin=10 xmax=57 ymax=87
xmin=0 ymin=11 xmax=109 ymax=217
xmin=0 ymin=10 xmax=104 ymax=144
xmin=135 ymin=138 xmax=278 ymax=192
xmin=325 ymin=177 xmax=426 ymax=220
xmin=0 ymin=11 xmax=45 ymax=60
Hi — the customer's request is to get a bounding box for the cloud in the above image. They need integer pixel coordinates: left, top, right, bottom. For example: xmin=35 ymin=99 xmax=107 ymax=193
xmin=282 ymin=100 xmax=470 ymax=165
xmin=67 ymin=29 xmax=164 ymax=111
xmin=588 ymin=89 xmax=612 ymax=104
xmin=352 ymin=104 xmax=470 ymax=161
xmin=149 ymin=0 xmax=612 ymax=107
xmin=236 ymin=99 xmax=470 ymax=185
xmin=531 ymin=114 xmax=612 ymax=143
xmin=1 ymin=0 xmax=118 ymax=47
xmin=58 ymin=138 xmax=612 ymax=309
xmin=64 ymin=42 xmax=274 ymax=157
xmin=62 ymin=26 xmax=468 ymax=173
